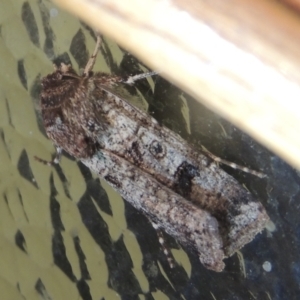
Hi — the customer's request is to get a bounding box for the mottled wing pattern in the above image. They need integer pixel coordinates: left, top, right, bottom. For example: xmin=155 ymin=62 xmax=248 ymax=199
xmin=0 ymin=0 xmax=299 ymax=299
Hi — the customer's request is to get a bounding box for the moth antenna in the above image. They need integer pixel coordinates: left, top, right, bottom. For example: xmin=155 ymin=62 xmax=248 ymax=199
xmin=152 ymin=223 xmax=176 ymax=268
xmin=122 ymin=71 xmax=160 ymax=85
xmin=201 ymin=147 xmax=266 ymax=178
xmin=83 ymin=33 xmax=102 ymax=76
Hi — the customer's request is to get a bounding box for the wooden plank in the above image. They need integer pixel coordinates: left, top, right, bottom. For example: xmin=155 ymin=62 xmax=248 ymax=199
xmin=53 ymin=0 xmax=300 ymax=169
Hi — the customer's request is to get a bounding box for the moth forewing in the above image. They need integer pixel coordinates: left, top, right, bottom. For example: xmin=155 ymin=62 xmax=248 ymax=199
xmin=90 ymin=79 xmax=269 ymax=258
xmin=82 ymin=150 xmax=226 ymax=271
xmin=39 ymin=35 xmax=269 ymax=272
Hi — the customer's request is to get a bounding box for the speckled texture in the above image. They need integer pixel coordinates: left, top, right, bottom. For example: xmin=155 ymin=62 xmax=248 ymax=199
xmin=40 ymin=62 xmax=268 ymax=271
xmin=83 ymin=151 xmax=224 ymax=271
xmin=0 ymin=0 xmax=299 ymax=299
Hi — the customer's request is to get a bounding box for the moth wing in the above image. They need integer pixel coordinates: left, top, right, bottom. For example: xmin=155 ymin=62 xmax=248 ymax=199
xmin=98 ymin=83 xmax=149 ymax=113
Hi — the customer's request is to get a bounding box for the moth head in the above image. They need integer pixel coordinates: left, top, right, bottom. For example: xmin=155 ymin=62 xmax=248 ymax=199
xmin=42 ymin=63 xmax=80 ymax=87
xmin=40 ymin=63 xmax=81 ymax=109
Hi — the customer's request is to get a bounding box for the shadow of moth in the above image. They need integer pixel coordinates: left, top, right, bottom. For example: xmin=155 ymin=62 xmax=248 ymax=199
xmin=38 ymin=35 xmax=269 ymax=272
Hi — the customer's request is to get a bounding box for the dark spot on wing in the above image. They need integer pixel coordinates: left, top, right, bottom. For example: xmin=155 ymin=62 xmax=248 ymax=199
xmin=174 ymin=161 xmax=199 ymax=197
xmin=149 ymin=140 xmax=166 ymax=158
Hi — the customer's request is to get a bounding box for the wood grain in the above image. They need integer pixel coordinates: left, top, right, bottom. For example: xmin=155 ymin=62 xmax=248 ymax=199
xmin=53 ymin=0 xmax=300 ymax=169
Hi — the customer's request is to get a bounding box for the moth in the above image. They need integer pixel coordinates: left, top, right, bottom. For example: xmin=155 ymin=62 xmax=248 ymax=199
xmin=38 ymin=35 xmax=269 ymax=272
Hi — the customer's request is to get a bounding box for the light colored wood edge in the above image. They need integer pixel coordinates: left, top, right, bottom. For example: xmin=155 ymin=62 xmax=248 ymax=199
xmin=53 ymin=0 xmax=300 ymax=169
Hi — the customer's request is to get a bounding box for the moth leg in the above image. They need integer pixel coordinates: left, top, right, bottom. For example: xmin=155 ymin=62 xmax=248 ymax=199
xmin=152 ymin=223 xmax=176 ymax=268
xmin=85 ymin=33 xmax=158 ymax=83
xmin=201 ymin=146 xmax=266 ymax=178
xmin=122 ymin=71 xmax=159 ymax=85
xmin=34 ymin=146 xmax=63 ymax=166
xmin=83 ymin=34 xmax=102 ymax=76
